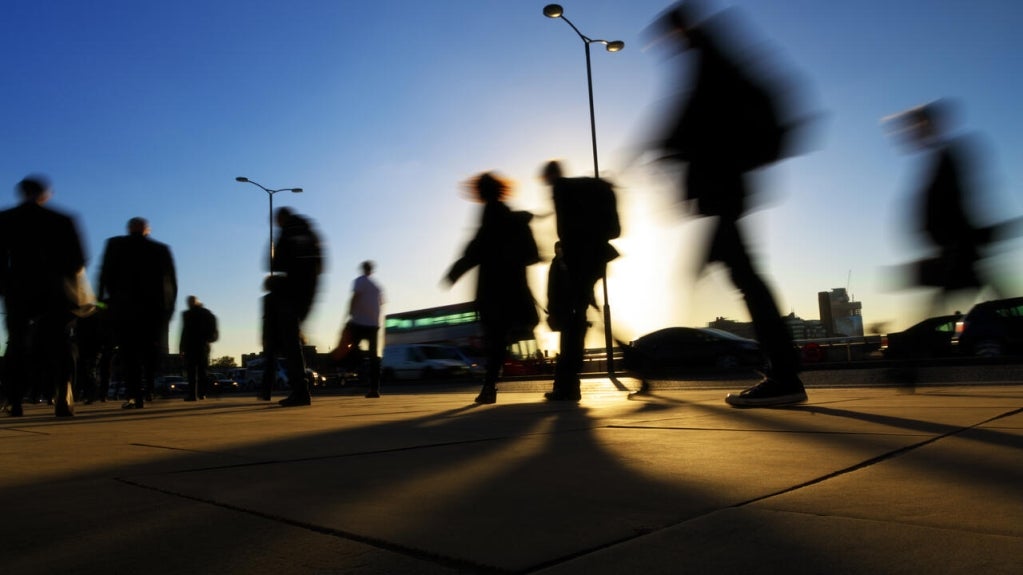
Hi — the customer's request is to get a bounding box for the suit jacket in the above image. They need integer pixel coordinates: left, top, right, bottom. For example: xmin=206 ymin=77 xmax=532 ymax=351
xmin=180 ymin=306 xmax=218 ymax=356
xmin=98 ymin=233 xmax=177 ymax=336
xmin=0 ymin=201 xmax=86 ymax=317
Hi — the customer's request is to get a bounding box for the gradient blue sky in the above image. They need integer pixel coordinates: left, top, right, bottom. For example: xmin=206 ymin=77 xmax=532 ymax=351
xmin=2 ymin=0 xmax=1022 ymax=361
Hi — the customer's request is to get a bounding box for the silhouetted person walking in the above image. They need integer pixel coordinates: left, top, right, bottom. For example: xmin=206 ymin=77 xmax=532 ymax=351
xmin=650 ymin=4 xmax=806 ymax=407
xmin=0 ymin=176 xmax=86 ymax=417
xmin=884 ymin=100 xmax=1002 ymax=304
xmin=345 ymin=260 xmax=384 ymax=398
xmin=98 ymin=217 xmax=177 ymax=409
xmin=179 ymin=295 xmax=218 ymax=401
xmin=268 ymin=207 xmax=323 ymax=407
xmin=446 ymin=172 xmax=540 ymax=404
xmin=541 ymin=161 xmax=620 ymax=402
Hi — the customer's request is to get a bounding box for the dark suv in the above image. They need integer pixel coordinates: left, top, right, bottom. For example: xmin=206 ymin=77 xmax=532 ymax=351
xmin=957 ymin=297 xmax=1023 ymax=357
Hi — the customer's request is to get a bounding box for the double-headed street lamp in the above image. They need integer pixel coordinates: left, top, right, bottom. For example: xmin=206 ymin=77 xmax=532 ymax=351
xmin=235 ymin=176 xmax=303 ymax=270
xmin=543 ymin=4 xmax=623 ymax=375
xmin=543 ymin=4 xmax=624 ymax=176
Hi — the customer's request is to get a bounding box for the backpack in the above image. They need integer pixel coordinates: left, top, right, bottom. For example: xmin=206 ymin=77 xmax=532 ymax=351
xmin=555 ymin=177 xmax=621 ymax=246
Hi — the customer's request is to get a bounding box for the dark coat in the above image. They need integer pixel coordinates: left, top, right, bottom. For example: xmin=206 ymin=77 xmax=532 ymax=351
xmin=271 ymin=214 xmax=322 ymax=323
xmin=98 ymin=234 xmax=177 ymax=339
xmin=915 ymin=139 xmax=988 ymax=290
xmin=180 ymin=305 xmax=218 ymax=356
xmin=447 ymin=200 xmax=539 ymax=336
xmin=662 ymin=18 xmax=787 ymax=218
xmin=0 ymin=201 xmax=85 ymax=317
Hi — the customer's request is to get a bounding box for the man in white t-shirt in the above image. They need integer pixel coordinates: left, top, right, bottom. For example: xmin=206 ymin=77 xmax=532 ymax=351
xmin=347 ymin=260 xmax=383 ymax=397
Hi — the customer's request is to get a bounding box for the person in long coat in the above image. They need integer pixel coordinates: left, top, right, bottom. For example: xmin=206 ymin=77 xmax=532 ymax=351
xmin=98 ymin=217 xmax=177 ymax=409
xmin=445 ymin=172 xmax=539 ymax=404
xmin=0 ymin=176 xmax=86 ymax=417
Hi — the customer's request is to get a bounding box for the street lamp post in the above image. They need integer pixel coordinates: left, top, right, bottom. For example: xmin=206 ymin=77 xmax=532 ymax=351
xmin=235 ymin=176 xmax=303 ymax=271
xmin=543 ymin=4 xmax=623 ymax=376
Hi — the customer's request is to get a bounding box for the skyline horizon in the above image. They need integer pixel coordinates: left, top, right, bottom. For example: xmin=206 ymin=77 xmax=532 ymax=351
xmin=2 ymin=1 xmax=1021 ymax=363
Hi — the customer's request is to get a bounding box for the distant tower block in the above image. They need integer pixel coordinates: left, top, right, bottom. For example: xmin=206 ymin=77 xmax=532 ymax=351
xmin=818 ymin=288 xmax=863 ymax=337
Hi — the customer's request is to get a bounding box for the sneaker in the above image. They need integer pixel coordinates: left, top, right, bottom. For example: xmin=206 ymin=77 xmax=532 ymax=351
xmin=121 ymin=400 xmax=143 ymax=410
xmin=725 ymin=377 xmax=807 ymax=407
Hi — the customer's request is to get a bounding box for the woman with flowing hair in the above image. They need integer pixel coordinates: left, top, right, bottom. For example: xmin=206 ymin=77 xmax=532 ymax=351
xmin=445 ymin=172 xmax=540 ymax=404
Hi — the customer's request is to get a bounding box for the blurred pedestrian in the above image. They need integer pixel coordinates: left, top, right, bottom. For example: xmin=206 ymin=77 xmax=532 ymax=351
xmin=883 ymin=100 xmax=1005 ymax=305
xmin=75 ymin=301 xmax=115 ymax=404
xmin=445 ymin=172 xmax=540 ymax=404
xmin=0 ymin=175 xmax=87 ymax=417
xmin=179 ymin=295 xmax=218 ymax=401
xmin=344 ymin=260 xmax=384 ymax=398
xmin=648 ymin=3 xmax=807 ymax=407
xmin=98 ymin=217 xmax=177 ymax=409
xmin=540 ymin=161 xmax=620 ymax=402
xmin=267 ymin=207 xmax=323 ymax=407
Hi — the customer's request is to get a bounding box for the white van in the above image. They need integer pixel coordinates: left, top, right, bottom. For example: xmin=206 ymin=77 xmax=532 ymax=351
xmin=381 ymin=344 xmax=470 ymax=381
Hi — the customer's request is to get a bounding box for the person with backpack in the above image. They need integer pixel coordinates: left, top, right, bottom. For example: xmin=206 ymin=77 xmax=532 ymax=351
xmin=445 ymin=172 xmax=540 ymax=404
xmin=650 ymin=3 xmax=806 ymax=407
xmin=541 ymin=160 xmax=620 ymax=402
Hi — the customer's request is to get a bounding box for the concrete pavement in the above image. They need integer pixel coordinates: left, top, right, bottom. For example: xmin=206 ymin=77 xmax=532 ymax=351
xmin=1 ymin=379 xmax=1021 ymax=574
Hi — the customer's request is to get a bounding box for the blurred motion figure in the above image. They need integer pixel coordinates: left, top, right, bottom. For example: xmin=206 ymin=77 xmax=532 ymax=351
xmin=883 ymin=100 xmax=1006 ymax=305
xmin=0 ymin=176 xmax=86 ymax=417
xmin=647 ymin=3 xmax=808 ymax=407
xmin=266 ymin=207 xmax=323 ymax=407
xmin=445 ymin=172 xmax=540 ymax=404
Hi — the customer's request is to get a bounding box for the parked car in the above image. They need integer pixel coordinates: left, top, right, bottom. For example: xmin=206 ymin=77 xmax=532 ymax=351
xmin=453 ymin=347 xmax=487 ymax=379
xmin=206 ymin=372 xmax=241 ymax=395
xmin=381 ymin=344 xmax=470 ymax=381
xmin=882 ymin=314 xmax=962 ymax=359
xmin=957 ymin=297 xmax=1023 ymax=357
xmin=153 ymin=375 xmax=188 ymax=397
xmin=621 ymin=327 xmax=763 ymax=373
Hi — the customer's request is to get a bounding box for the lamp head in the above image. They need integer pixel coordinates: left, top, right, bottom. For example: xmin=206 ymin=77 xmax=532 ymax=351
xmin=291 ymin=188 xmax=303 ymax=193
xmin=606 ymin=40 xmax=625 ymax=52
xmin=235 ymin=176 xmax=249 ymax=182
xmin=543 ymin=4 xmax=563 ymax=18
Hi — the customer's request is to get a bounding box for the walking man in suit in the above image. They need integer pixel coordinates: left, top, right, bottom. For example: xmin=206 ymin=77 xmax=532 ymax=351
xmin=98 ymin=217 xmax=177 ymax=409
xmin=179 ymin=295 xmax=218 ymax=401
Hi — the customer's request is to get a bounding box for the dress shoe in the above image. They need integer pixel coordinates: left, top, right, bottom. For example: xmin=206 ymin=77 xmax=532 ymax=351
xmin=55 ymin=405 xmax=74 ymax=417
xmin=365 ymin=391 xmax=380 ymax=398
xmin=474 ymin=387 xmax=496 ymax=404
xmin=9 ymin=404 xmax=23 ymax=417
xmin=544 ymin=390 xmax=581 ymax=402
xmin=278 ymin=395 xmax=311 ymax=407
